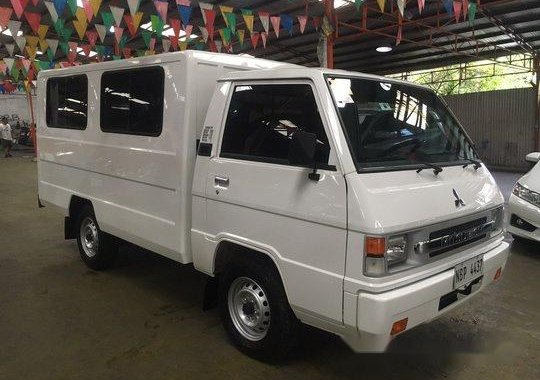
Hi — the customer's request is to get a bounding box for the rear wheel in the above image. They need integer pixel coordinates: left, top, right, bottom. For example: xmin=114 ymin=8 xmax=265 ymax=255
xmin=218 ymin=258 xmax=299 ymax=359
xmin=76 ymin=205 xmax=117 ymax=270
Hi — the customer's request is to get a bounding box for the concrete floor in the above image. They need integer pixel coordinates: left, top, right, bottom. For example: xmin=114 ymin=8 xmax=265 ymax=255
xmin=0 ymin=157 xmax=538 ymax=380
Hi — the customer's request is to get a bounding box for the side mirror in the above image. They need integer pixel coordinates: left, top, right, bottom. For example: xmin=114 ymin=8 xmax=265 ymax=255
xmin=525 ymin=152 xmax=540 ymax=163
xmin=288 ymin=131 xmax=317 ymax=166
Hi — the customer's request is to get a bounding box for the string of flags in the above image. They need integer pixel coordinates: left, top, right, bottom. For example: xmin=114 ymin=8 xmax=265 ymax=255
xmin=0 ymin=0 xmax=480 ymax=93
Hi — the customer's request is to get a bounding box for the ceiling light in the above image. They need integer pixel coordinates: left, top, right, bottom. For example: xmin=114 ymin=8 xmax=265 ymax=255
xmin=318 ymin=0 xmax=349 ymax=8
xmin=376 ymin=45 xmax=393 ymax=53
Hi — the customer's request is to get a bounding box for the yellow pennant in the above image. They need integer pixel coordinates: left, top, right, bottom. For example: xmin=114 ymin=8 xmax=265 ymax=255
xmin=26 ymin=35 xmax=39 ymax=49
xmin=39 ymin=38 xmax=48 ymax=53
xmin=38 ymin=24 xmax=49 ymax=41
xmin=76 ymin=7 xmax=86 ymax=22
xmin=219 ymin=6 xmax=234 ymax=27
xmin=146 ymin=50 xmax=155 ymax=56
xmin=73 ymin=19 xmax=88 ymax=40
xmin=90 ymin=0 xmax=103 ymax=17
xmin=377 ymin=0 xmax=386 ymax=12
xmin=179 ymin=41 xmax=188 ymax=51
xmin=26 ymin=46 xmax=37 ymax=60
xmin=237 ymin=29 xmax=245 ymax=46
xmin=243 ymin=14 xmax=254 ymax=34
xmin=132 ymin=11 xmax=143 ymax=30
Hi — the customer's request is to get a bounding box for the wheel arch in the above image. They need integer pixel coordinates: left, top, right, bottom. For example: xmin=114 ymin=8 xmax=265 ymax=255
xmin=65 ymin=195 xmax=94 ymax=239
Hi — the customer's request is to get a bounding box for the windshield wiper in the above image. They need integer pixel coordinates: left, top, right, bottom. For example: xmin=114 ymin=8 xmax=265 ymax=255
xmin=460 ymin=157 xmax=482 ymax=170
xmin=415 ymin=162 xmax=443 ymax=176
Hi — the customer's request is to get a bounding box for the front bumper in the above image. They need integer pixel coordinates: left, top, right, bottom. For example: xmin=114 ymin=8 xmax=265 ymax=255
xmin=341 ymin=240 xmax=509 ymax=352
xmin=507 ymin=193 xmax=540 ymax=242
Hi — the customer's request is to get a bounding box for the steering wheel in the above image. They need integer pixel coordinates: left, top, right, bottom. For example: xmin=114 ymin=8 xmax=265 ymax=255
xmin=377 ymin=137 xmax=426 ymax=158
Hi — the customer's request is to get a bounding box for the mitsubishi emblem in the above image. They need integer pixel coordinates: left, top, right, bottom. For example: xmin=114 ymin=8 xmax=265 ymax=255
xmin=453 ymin=189 xmax=465 ymax=208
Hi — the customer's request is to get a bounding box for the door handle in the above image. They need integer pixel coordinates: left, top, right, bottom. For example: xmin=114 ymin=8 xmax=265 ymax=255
xmin=214 ymin=176 xmax=229 ymax=188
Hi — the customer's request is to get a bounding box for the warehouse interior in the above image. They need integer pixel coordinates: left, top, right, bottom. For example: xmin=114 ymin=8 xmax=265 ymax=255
xmin=0 ymin=1 xmax=539 ymax=379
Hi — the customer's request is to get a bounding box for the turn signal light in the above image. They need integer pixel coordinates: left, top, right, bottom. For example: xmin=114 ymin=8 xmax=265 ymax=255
xmin=365 ymin=237 xmax=386 ymax=257
xmin=391 ymin=318 xmax=408 ymax=335
xmin=493 ymin=267 xmax=502 ymax=281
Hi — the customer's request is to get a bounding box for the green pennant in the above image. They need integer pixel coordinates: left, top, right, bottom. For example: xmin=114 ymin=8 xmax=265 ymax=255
xmin=150 ymin=14 xmax=164 ymax=38
xmin=101 ymin=11 xmax=115 ymax=32
xmin=219 ymin=28 xmax=232 ymax=45
xmin=67 ymin=0 xmax=78 ymax=16
xmin=95 ymin=45 xmax=106 ymax=56
xmin=118 ymin=35 xmax=128 ymax=49
xmin=354 ymin=0 xmax=365 ymax=10
xmin=59 ymin=41 xmax=69 ymax=55
xmin=54 ymin=19 xmax=65 ymax=35
xmin=47 ymin=48 xmax=55 ymax=61
xmin=240 ymin=9 xmax=253 ymax=16
xmin=11 ymin=68 xmax=19 ymax=81
xmin=142 ymin=29 xmax=152 ymax=48
xmin=226 ymin=13 xmax=237 ymax=33
xmin=61 ymin=27 xmax=73 ymax=41
xmin=136 ymin=49 xmax=146 ymax=57
xmin=469 ymin=2 xmax=478 ymax=25
xmin=195 ymin=42 xmax=205 ymax=51
xmin=113 ymin=55 xmax=121 ymax=60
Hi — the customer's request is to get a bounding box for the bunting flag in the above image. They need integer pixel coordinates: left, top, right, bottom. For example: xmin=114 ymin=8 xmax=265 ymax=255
xmin=237 ymin=29 xmax=245 ymax=47
xmin=454 ymin=0 xmax=462 ymax=22
xmin=397 ymin=0 xmax=405 ymax=17
xmin=170 ymin=36 xmax=179 ymax=50
xmin=153 ymin=0 xmax=168 ymax=22
xmin=443 ymin=0 xmax=454 ymax=15
xmin=73 ymin=17 xmax=88 ymax=40
xmin=281 ymin=14 xmax=293 ymax=36
xmin=179 ymin=40 xmax=188 ymax=51
xmin=124 ymin=13 xmax=143 ymax=38
xmin=80 ymin=43 xmax=91 ymax=56
xmin=418 ymin=0 xmax=425 ymax=14
xmin=261 ymin=32 xmax=267 ymax=48
xmin=250 ymin=31 xmax=259 ymax=49
xmin=39 ymin=38 xmax=48 ymax=53
xmin=122 ymin=47 xmax=132 ymax=58
xmin=110 ymin=6 xmax=124 ymax=27
xmin=46 ymin=38 xmax=58 ymax=56
xmin=114 ymin=26 xmax=123 ymax=43
xmin=162 ymin=38 xmax=171 ymax=52
xmin=241 ymin=9 xmax=254 ymax=34
xmin=178 ymin=4 xmax=192 ymax=26
xmin=5 ymin=44 xmax=15 ymax=57
xmin=8 ymin=20 xmax=22 ymax=38
xmin=26 ymin=35 xmax=38 ymax=48
xmin=214 ymin=40 xmax=222 ymax=52
xmin=169 ymin=17 xmax=181 ymax=37
xmin=86 ymin=30 xmax=98 ymax=46
xmin=127 ymin=0 xmax=141 ymax=16
xmin=142 ymin=29 xmax=152 ymax=48
xmin=468 ymin=1 xmax=477 ymax=24
xmin=67 ymin=0 xmax=77 ymax=16
xmin=298 ymin=15 xmax=308 ymax=34
xmin=199 ymin=26 xmax=209 ymax=43
xmin=321 ymin=16 xmax=333 ymax=37
xmin=218 ymin=28 xmax=231 ymax=46
xmin=95 ymin=24 xmax=107 ymax=43
xmin=355 ymin=0 xmax=365 ymax=11
xmin=44 ymin=2 xmax=59 ymax=23
xmin=312 ymin=16 xmax=320 ymax=30
xmin=90 ymin=0 xmax=102 ymax=17
xmin=225 ymin=12 xmax=236 ymax=33
xmin=81 ymin=0 xmax=93 ymax=21
xmin=270 ymin=16 xmax=281 ymax=38
xmin=4 ymin=58 xmax=15 ymax=72
xmin=149 ymin=37 xmax=156 ymax=50
xmin=199 ymin=2 xmax=213 ymax=25
xmin=184 ymin=24 xmax=193 ymax=38
xmin=11 ymin=0 xmax=26 ymax=19
xmin=204 ymin=8 xmax=216 ymax=40
xmin=151 ymin=14 xmax=165 ymax=37
xmin=258 ymin=11 xmax=270 ymax=35
xmin=53 ymin=0 xmax=67 ymax=17
xmin=396 ymin=14 xmax=403 ymax=45
xmin=101 ymin=11 xmax=114 ymax=32
xmin=0 ymin=7 xmax=13 ymax=28
xmin=219 ymin=6 xmax=234 ymax=27
xmin=15 ymin=36 xmax=26 ymax=52
xmin=463 ymin=0 xmax=470 ymax=20
xmin=26 ymin=46 xmax=37 ymax=60
xmin=376 ymin=0 xmax=385 ymax=12
xmin=38 ymin=24 xmax=49 ymax=40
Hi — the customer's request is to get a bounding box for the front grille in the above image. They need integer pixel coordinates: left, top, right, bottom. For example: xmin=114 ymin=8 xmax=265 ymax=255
xmin=427 ymin=217 xmax=489 ymax=257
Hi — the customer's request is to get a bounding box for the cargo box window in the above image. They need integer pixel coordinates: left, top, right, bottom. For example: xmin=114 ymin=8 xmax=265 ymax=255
xmin=46 ymin=75 xmax=88 ymax=130
xmin=100 ymin=67 xmax=164 ymax=136
xmin=221 ymin=84 xmax=331 ymax=167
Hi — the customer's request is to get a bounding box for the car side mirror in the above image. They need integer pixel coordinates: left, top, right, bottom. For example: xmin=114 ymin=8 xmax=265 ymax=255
xmin=288 ymin=131 xmax=320 ymax=181
xmin=525 ymin=152 xmax=540 ymax=163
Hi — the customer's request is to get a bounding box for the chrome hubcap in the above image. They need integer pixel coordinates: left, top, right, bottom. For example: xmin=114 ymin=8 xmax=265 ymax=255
xmin=228 ymin=277 xmax=270 ymax=341
xmin=80 ymin=217 xmax=99 ymax=258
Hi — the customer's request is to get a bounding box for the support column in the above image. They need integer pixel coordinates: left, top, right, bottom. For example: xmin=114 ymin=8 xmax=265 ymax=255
xmin=324 ymin=0 xmax=335 ymax=69
xmin=535 ymin=57 xmax=540 ymax=151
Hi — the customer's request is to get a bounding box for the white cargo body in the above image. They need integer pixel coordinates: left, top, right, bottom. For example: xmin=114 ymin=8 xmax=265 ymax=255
xmin=37 ymin=51 xmax=509 ymax=356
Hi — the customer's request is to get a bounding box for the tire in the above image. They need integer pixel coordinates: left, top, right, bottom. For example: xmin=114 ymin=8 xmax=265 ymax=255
xmin=75 ymin=205 xmax=118 ymax=270
xmin=218 ymin=258 xmax=299 ymax=359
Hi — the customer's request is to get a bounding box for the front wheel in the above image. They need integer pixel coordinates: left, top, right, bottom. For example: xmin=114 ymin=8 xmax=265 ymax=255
xmin=76 ymin=205 xmax=117 ymax=270
xmin=218 ymin=259 xmax=299 ymax=359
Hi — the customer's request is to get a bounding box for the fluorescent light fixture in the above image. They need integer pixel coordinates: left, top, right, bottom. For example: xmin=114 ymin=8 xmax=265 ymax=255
xmin=76 ymin=46 xmax=98 ymax=57
xmin=77 ymin=0 xmax=83 ymax=6
xmin=140 ymin=21 xmax=198 ymax=39
xmin=318 ymin=0 xmax=349 ymax=8
xmin=376 ymin=45 xmax=393 ymax=53
xmin=1 ymin=28 xmax=23 ymax=37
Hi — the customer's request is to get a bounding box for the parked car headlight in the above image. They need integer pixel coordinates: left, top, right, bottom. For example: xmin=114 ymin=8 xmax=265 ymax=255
xmin=364 ymin=235 xmax=408 ymax=276
xmin=513 ymin=182 xmax=540 ymax=208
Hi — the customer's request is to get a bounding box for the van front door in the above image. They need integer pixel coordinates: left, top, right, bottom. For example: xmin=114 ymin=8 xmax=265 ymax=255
xmin=205 ymin=81 xmax=347 ymax=323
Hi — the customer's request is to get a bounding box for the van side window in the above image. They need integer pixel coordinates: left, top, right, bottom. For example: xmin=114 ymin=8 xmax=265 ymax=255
xmin=221 ymin=84 xmax=331 ymax=167
xmin=46 ymin=75 xmax=88 ymax=129
xmin=100 ymin=67 xmax=164 ymax=136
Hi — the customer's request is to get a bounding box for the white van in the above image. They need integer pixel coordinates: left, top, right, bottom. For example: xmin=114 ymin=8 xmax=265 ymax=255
xmin=37 ymin=51 xmax=509 ymax=356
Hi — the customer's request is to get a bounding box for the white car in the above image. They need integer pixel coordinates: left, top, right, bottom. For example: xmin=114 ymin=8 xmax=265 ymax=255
xmin=508 ymin=152 xmax=540 ymax=242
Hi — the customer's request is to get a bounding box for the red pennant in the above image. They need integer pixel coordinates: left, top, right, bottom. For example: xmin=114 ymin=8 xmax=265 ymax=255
xmin=24 ymin=11 xmax=41 ymax=34
xmin=462 ymin=0 xmax=469 ymax=20
xmin=250 ymin=32 xmax=260 ymax=49
xmin=82 ymin=0 xmax=93 ymax=21
xmin=122 ymin=47 xmax=132 ymax=58
xmin=418 ymin=0 xmax=425 ymax=14
xmin=454 ymin=1 xmax=462 ymax=23
xmin=10 ymin=0 xmax=27 ymax=19
xmin=170 ymin=36 xmax=179 ymax=50
xmin=169 ymin=18 xmax=181 ymax=38
xmin=0 ymin=7 xmax=13 ymax=28
xmin=203 ymin=9 xmax=216 ymax=41
xmin=80 ymin=44 xmax=91 ymax=56
xmin=270 ymin=16 xmax=280 ymax=38
xmin=396 ymin=15 xmax=403 ymax=45
xmin=261 ymin=32 xmax=267 ymax=48
xmin=114 ymin=26 xmax=124 ymax=43
xmin=123 ymin=14 xmax=136 ymax=38
xmin=114 ymin=42 xmax=120 ymax=57
xmin=31 ymin=0 xmax=39 ymax=6
xmin=312 ymin=16 xmax=321 ymax=30
xmin=208 ymin=40 xmax=217 ymax=52
xmin=149 ymin=37 xmax=156 ymax=50
xmin=86 ymin=30 xmax=98 ymax=47
xmin=184 ymin=24 xmax=193 ymax=38
xmin=298 ymin=15 xmax=308 ymax=34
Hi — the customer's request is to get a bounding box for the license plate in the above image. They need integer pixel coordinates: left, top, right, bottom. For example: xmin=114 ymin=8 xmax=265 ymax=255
xmin=454 ymin=255 xmax=483 ymax=289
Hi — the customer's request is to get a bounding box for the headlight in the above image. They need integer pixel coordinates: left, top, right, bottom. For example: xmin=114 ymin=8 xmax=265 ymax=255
xmin=513 ymin=182 xmax=540 ymax=208
xmin=364 ymin=235 xmax=408 ymax=276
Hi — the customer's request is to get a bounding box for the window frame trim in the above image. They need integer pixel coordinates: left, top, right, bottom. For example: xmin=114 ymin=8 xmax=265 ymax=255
xmin=216 ymin=79 xmax=338 ymax=172
xmin=46 ymin=74 xmax=89 ymax=130
xmin=99 ymin=66 xmax=165 ymax=137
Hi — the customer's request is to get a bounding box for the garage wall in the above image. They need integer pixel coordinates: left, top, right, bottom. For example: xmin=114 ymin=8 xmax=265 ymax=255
xmin=0 ymin=94 xmax=36 ymax=122
xmin=444 ymin=88 xmax=536 ymax=171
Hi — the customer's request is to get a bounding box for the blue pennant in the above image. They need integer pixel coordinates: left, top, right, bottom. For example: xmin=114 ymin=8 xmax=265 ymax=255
xmin=178 ymin=5 xmax=192 ymax=26
xmin=53 ymin=0 xmax=68 ymax=16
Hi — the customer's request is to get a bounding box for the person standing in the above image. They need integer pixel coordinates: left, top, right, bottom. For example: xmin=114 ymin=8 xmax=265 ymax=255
xmin=0 ymin=118 xmax=14 ymax=158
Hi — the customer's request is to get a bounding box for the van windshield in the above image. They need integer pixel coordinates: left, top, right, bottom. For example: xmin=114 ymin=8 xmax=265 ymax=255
xmin=326 ymin=76 xmax=477 ymax=172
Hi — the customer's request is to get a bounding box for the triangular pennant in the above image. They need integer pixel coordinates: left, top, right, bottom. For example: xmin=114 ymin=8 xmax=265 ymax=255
xmin=21 ymin=58 xmax=31 ymax=73
xmin=153 ymin=0 xmax=168 ymax=22
xmin=114 ymin=26 xmax=123 ymax=43
xmin=199 ymin=26 xmax=209 ymax=43
xmin=110 ymin=6 xmax=124 ymax=27
xmin=162 ymin=38 xmax=171 ymax=52
xmin=59 ymin=41 xmax=69 ymax=55
xmin=142 ymin=29 xmax=152 ymax=48
xmin=52 ymin=0 xmax=67 ymax=17
xmin=10 ymin=0 xmax=25 ymax=19
xmin=178 ymin=5 xmax=192 ymax=26
xmin=11 ymin=67 xmax=20 ymax=81
xmin=101 ymin=11 xmax=114 ymax=31
xmin=26 ymin=46 xmax=37 ymax=60
xmin=26 ymin=36 xmax=39 ymax=49
xmin=15 ymin=36 xmax=26 ymax=52
xmin=199 ymin=2 xmax=213 ymax=25
xmin=236 ymin=29 xmax=245 ymax=48
xmin=281 ymin=14 xmax=293 ymax=36
xmin=75 ymin=7 xmax=86 ymax=22
xmin=0 ymin=62 xmax=6 ymax=75
xmin=184 ymin=24 xmax=193 ymax=39
xmin=219 ymin=6 xmax=233 ymax=26
xmin=149 ymin=37 xmax=156 ymax=51
xmin=258 ymin=11 xmax=270 ymax=34
xmin=270 ymin=16 xmax=280 ymax=38
xmin=214 ymin=40 xmax=222 ymax=52
xmin=250 ymin=31 xmax=259 ymax=49
xmin=86 ymin=30 xmax=97 ymax=46
xmin=0 ymin=7 xmax=13 ymax=29
xmin=4 ymin=57 xmax=15 ymax=72
xmin=90 ymin=0 xmax=102 ymax=17
xmin=80 ymin=43 xmax=91 ymax=56
xmin=417 ymin=0 xmax=425 ymax=14
xmin=397 ymin=0 xmax=405 ymax=17
xmin=225 ymin=12 xmax=236 ymax=33
xmin=243 ymin=13 xmax=254 ymax=34
xmin=5 ymin=44 xmax=15 ymax=57
xmin=169 ymin=17 xmax=181 ymax=37
xmin=354 ymin=0 xmax=365 ymax=10
xmin=261 ymin=32 xmax=267 ymax=48
xmin=218 ymin=28 xmax=231 ymax=46
xmin=8 ymin=20 xmax=22 ymax=38
xmin=179 ymin=40 xmax=188 ymax=51
xmin=46 ymin=48 xmax=55 ymax=61
xmin=73 ymin=19 xmax=88 ymax=40
xmin=44 ymin=1 xmax=59 ymax=23
xmin=122 ymin=47 xmax=132 ymax=58
xmin=118 ymin=35 xmax=127 ymax=49
xmin=204 ymin=9 xmax=216 ymax=40
xmin=468 ymin=2 xmax=477 ymax=25
xmin=127 ymin=0 xmax=140 ymax=16
xmin=39 ymin=38 xmax=49 ymax=53
xmin=46 ymin=38 xmax=58 ymax=55
xmin=463 ymin=0 xmax=470 ymax=20
xmin=150 ymin=14 xmax=164 ymax=37
xmin=81 ymin=0 xmax=93 ymax=21
xmin=376 ymin=0 xmax=385 ymax=12
xmin=61 ymin=26 xmax=73 ymax=41
xmin=454 ymin=1 xmax=462 ymax=22
xmin=95 ymin=24 xmax=107 ymax=43
xmin=443 ymin=0 xmax=453 ymax=15
xmin=170 ymin=36 xmax=178 ymax=50
xmin=37 ymin=25 xmax=49 ymax=43
xmin=298 ymin=15 xmax=308 ymax=34
xmin=312 ymin=16 xmax=320 ymax=30
xmin=67 ymin=0 xmax=78 ymax=16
